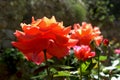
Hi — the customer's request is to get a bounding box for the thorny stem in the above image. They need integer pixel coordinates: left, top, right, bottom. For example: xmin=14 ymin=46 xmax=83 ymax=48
xmin=98 ymin=53 xmax=100 ymax=80
xmin=43 ymin=50 xmax=51 ymax=80
xmin=79 ymin=60 xmax=82 ymax=80
xmin=88 ymin=59 xmax=92 ymax=79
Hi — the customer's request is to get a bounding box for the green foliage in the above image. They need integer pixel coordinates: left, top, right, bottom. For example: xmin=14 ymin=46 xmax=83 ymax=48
xmin=0 ymin=0 xmax=86 ymax=27
xmin=54 ymin=71 xmax=71 ymax=77
xmin=109 ymin=0 xmax=120 ymax=20
xmin=99 ymin=56 xmax=107 ymax=61
xmin=0 ymin=38 xmax=120 ymax=80
xmin=83 ymin=0 xmax=115 ymax=27
xmin=0 ymin=0 xmax=27 ymax=29
xmin=0 ymin=48 xmax=37 ymax=80
xmin=30 ymin=0 xmax=87 ymax=26
xmin=0 ymin=0 xmax=120 ymax=80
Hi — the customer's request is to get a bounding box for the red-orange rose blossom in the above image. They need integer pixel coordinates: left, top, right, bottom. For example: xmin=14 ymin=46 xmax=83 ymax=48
xmin=71 ymin=22 xmax=103 ymax=46
xmin=12 ymin=16 xmax=77 ymax=65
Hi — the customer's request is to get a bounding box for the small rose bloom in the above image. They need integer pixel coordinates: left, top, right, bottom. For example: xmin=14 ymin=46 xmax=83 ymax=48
xmin=12 ymin=16 xmax=78 ymax=65
xmin=73 ymin=45 xmax=95 ymax=61
xmin=114 ymin=49 xmax=120 ymax=54
xmin=103 ymin=39 xmax=109 ymax=46
xmin=71 ymin=22 xmax=103 ymax=46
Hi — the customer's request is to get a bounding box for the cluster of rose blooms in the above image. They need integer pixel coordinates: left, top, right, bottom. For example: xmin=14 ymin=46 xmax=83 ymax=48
xmin=12 ymin=16 xmax=109 ymax=65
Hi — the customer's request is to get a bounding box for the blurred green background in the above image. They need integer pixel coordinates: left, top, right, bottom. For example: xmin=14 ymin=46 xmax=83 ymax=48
xmin=0 ymin=0 xmax=120 ymax=80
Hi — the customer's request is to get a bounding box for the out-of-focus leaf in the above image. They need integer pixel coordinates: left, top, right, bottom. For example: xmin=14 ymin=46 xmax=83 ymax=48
xmin=50 ymin=68 xmax=57 ymax=74
xmin=87 ymin=62 xmax=96 ymax=70
xmin=99 ymin=56 xmax=107 ymax=61
xmin=99 ymin=15 xmax=105 ymax=20
xmin=116 ymin=66 xmax=120 ymax=69
xmin=47 ymin=59 xmax=55 ymax=63
xmin=53 ymin=71 xmax=71 ymax=77
xmin=81 ymin=62 xmax=88 ymax=72
xmin=52 ymin=65 xmax=73 ymax=70
xmin=31 ymin=72 xmax=47 ymax=79
xmin=103 ymin=66 xmax=116 ymax=71
xmin=70 ymin=71 xmax=78 ymax=75
xmin=112 ymin=60 xmax=119 ymax=66
xmin=34 ymin=66 xmax=48 ymax=74
xmin=111 ymin=77 xmax=118 ymax=80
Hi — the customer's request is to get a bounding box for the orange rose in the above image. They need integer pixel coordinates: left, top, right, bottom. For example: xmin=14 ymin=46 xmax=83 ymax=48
xmin=71 ymin=22 xmax=103 ymax=46
xmin=73 ymin=45 xmax=95 ymax=61
xmin=12 ymin=16 xmax=77 ymax=65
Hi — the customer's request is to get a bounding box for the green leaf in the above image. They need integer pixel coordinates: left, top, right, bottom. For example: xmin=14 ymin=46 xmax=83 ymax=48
xmin=112 ymin=60 xmax=119 ymax=66
xmin=81 ymin=62 xmax=88 ymax=72
xmin=103 ymin=66 xmax=116 ymax=71
xmin=53 ymin=71 xmax=71 ymax=77
xmin=31 ymin=75 xmax=46 ymax=79
xmin=116 ymin=66 xmax=120 ymax=69
xmin=99 ymin=56 xmax=107 ymax=61
xmin=47 ymin=59 xmax=55 ymax=63
xmin=87 ymin=62 xmax=96 ymax=70
xmin=50 ymin=68 xmax=57 ymax=74
xmin=52 ymin=65 xmax=73 ymax=70
xmin=99 ymin=15 xmax=105 ymax=20
xmin=80 ymin=60 xmax=97 ymax=75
